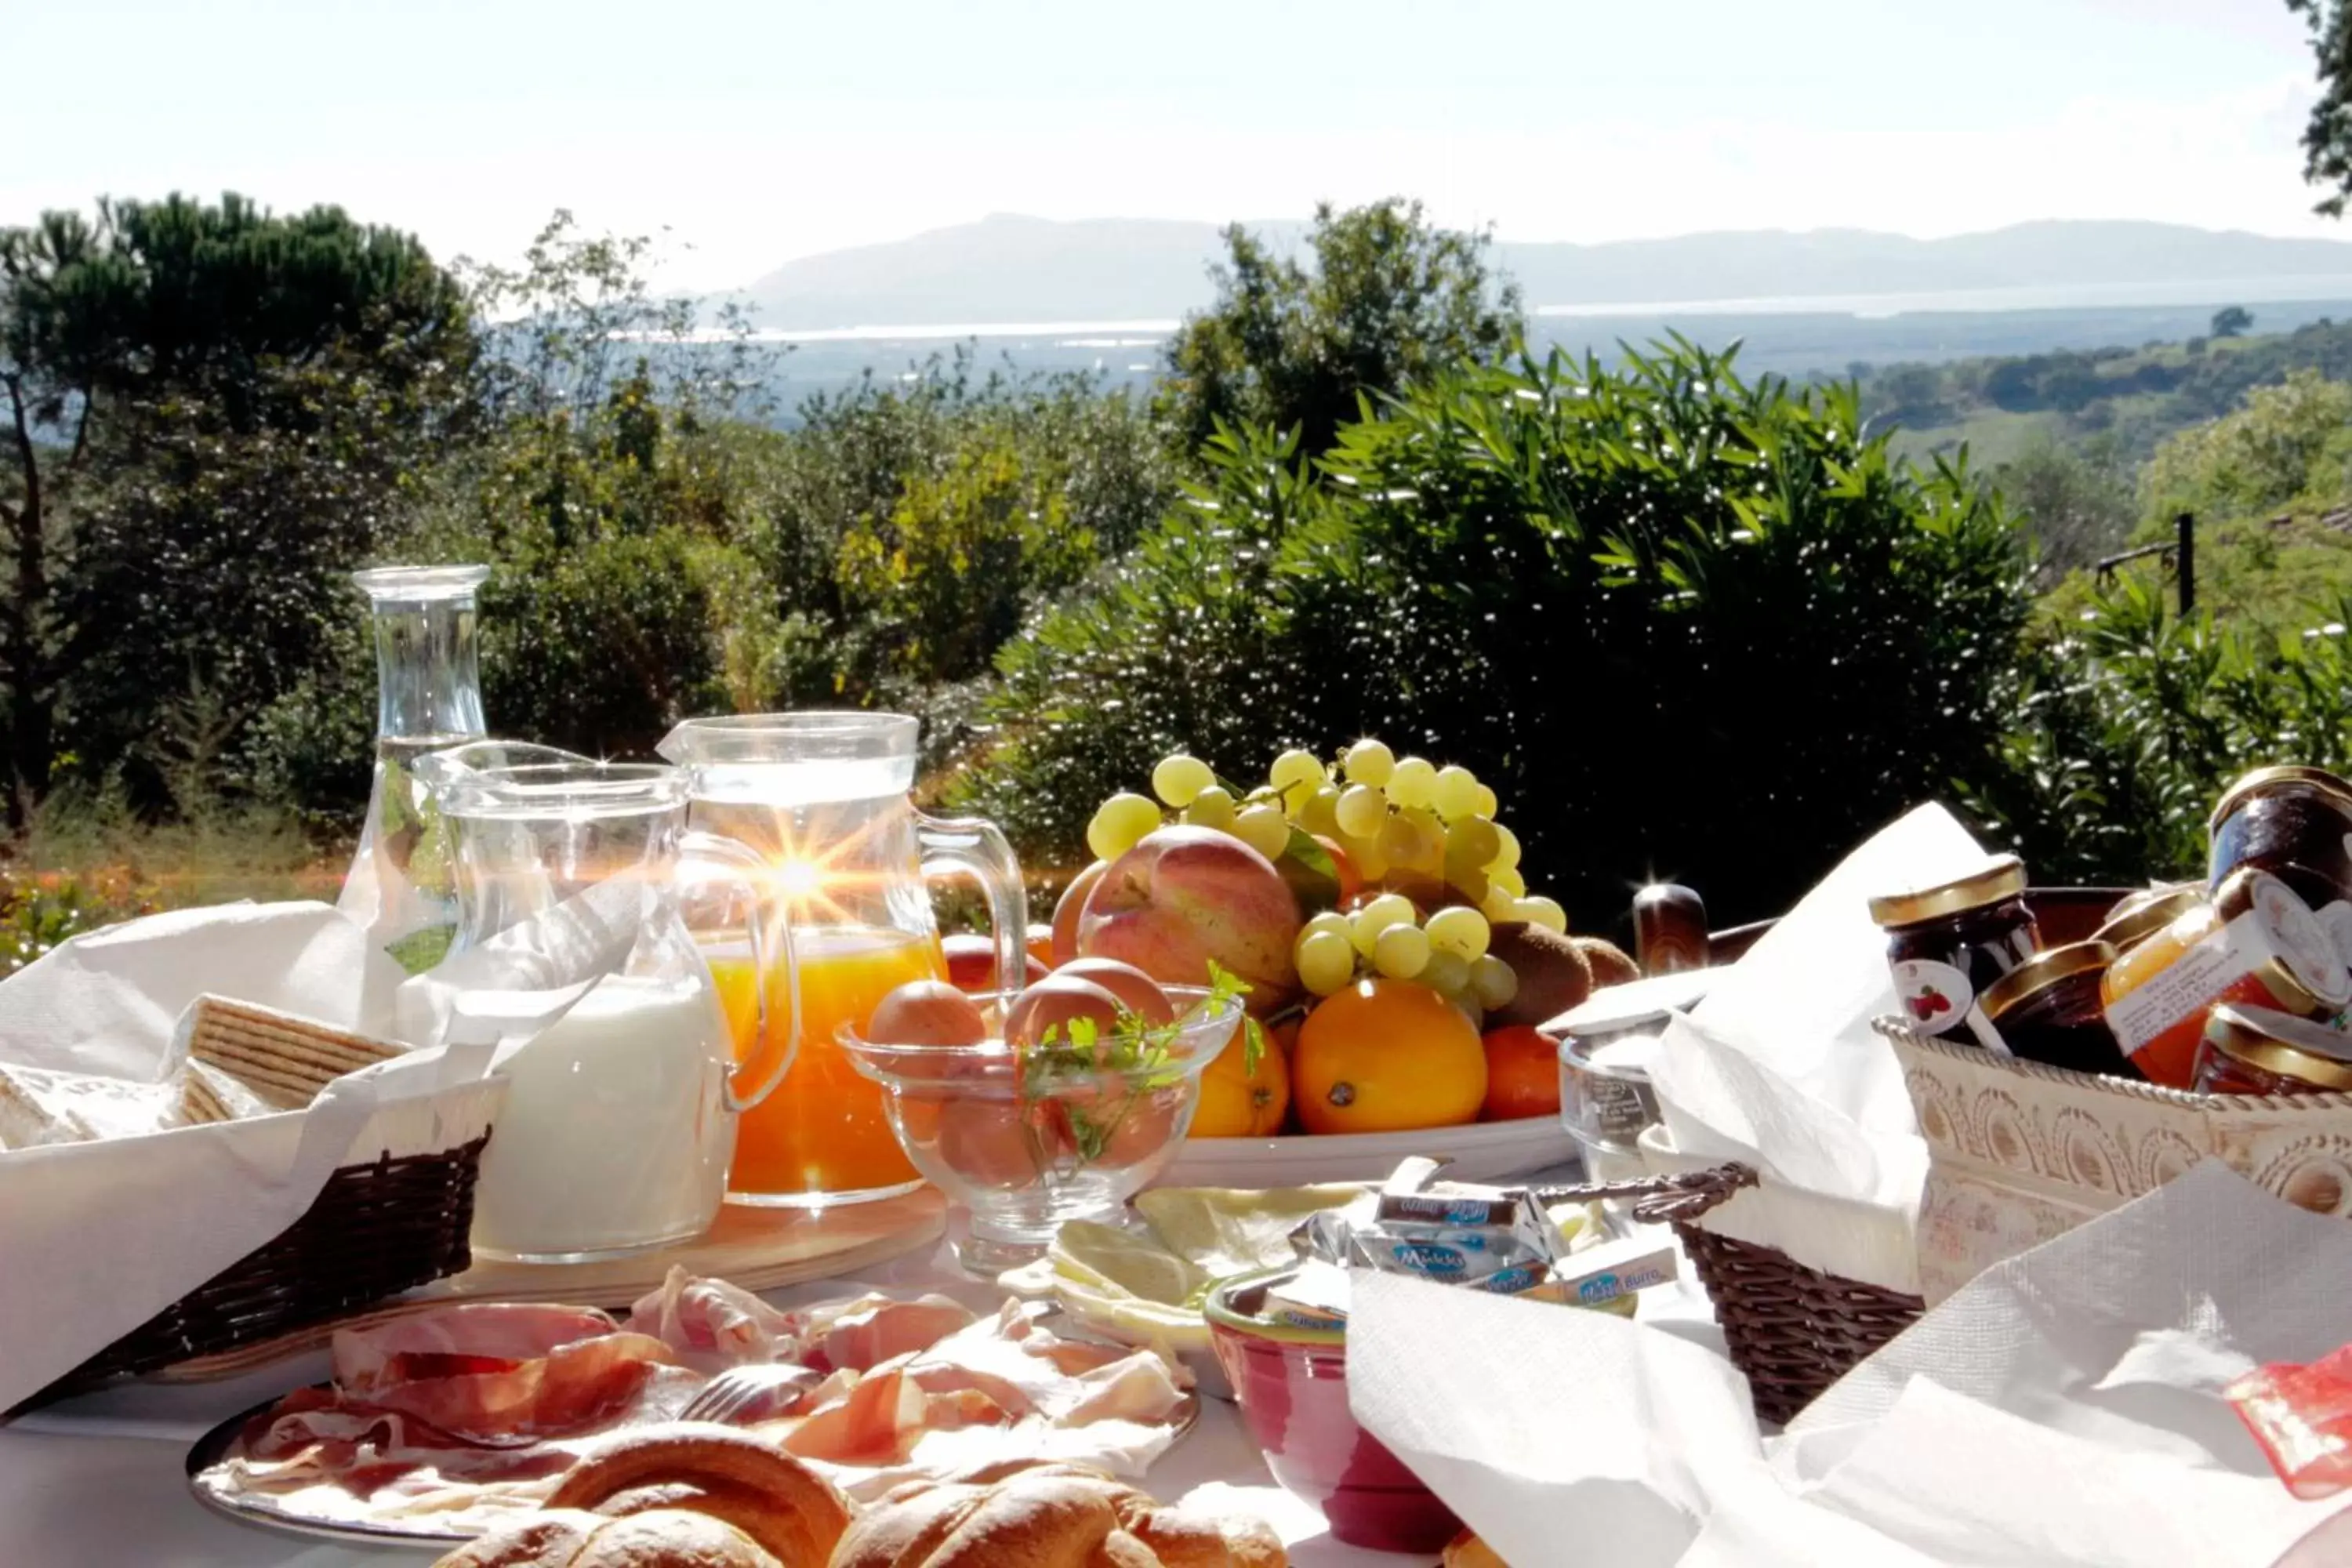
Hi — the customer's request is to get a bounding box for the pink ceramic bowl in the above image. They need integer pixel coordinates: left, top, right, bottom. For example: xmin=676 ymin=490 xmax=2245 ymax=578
xmin=1204 ymin=1267 xmax=1462 ymax=1555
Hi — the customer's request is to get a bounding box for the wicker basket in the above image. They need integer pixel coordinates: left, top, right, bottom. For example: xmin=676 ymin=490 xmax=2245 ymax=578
xmin=20 ymin=1075 xmax=501 ymax=1409
xmin=1540 ymin=1164 xmax=1923 ymax=1427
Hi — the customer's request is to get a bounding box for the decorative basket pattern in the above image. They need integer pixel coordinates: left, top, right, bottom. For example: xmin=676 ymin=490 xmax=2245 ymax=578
xmin=23 ymin=1076 xmax=501 ymax=1408
xmin=1881 ymin=1017 xmax=2352 ymax=1302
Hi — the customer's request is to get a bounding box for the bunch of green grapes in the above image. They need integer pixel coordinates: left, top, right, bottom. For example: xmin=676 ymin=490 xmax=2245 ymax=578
xmin=1290 ymin=894 xmax=1521 ymax=1013
xmin=1266 ymin=740 xmax=1566 ymax=929
xmin=1083 ymin=752 xmax=1294 ymax=862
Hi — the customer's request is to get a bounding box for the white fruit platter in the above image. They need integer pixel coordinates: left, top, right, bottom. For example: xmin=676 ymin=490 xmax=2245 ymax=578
xmin=1158 ymin=1116 xmax=1578 ymax=1189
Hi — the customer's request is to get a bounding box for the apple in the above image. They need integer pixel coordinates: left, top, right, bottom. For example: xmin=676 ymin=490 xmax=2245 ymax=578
xmin=1004 ymin=972 xmax=1127 ymax=1053
xmin=941 ymin=932 xmax=1048 ymax=994
xmin=1078 ymin=826 xmax=1303 ymax=1014
xmin=1051 ymin=861 xmax=1110 ymax=967
xmin=1053 ymin=956 xmax=1175 ymax=1025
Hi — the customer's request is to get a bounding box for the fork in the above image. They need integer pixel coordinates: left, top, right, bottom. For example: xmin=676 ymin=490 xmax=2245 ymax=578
xmin=678 ymin=1362 xmax=825 ymax=1425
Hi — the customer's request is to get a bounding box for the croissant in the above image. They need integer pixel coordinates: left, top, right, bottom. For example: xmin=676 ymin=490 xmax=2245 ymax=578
xmin=835 ymin=1461 xmax=1285 ymax=1568
xmin=432 ymin=1440 xmax=1283 ymax=1568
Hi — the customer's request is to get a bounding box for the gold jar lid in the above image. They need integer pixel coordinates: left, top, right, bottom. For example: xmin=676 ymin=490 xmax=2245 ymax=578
xmin=2209 ymin=765 xmax=2352 ymax=834
xmin=2093 ymin=886 xmax=2203 ymax=953
xmin=2213 ymin=868 xmax=2352 ymax=1015
xmin=1867 ymin=855 xmax=2028 ymax=929
xmin=2204 ymin=1003 xmax=2352 ymax=1092
xmin=1983 ymin=939 xmax=2117 ymax=1019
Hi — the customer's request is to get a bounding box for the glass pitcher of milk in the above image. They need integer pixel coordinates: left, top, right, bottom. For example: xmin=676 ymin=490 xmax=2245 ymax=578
xmin=430 ymin=759 xmax=790 ymax=1262
xmin=656 ymin=712 xmax=1029 ymax=1208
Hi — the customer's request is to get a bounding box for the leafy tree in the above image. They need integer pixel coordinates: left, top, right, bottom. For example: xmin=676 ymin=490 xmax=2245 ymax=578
xmin=1994 ymin=435 xmax=2137 ymax=586
xmin=2212 ymin=305 xmax=2254 ymax=339
xmin=2138 ymin=368 xmax=2352 ymax=526
xmin=2292 ymin=0 xmax=2352 ymax=214
xmin=0 ymin=193 xmax=473 ymax=820
xmin=1156 ymin=199 xmax=1523 ymax=458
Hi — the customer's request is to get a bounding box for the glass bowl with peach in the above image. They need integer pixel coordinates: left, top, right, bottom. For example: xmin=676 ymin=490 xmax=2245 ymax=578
xmin=840 ymin=960 xmax=1249 ymax=1272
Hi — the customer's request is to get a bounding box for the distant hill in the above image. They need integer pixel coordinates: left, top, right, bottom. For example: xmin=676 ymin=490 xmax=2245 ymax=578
xmin=736 ymin=216 xmax=2352 ymax=331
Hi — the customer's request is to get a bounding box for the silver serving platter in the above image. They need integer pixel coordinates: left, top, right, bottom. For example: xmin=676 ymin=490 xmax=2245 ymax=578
xmin=185 ymin=1377 xmax=1203 ymax=1548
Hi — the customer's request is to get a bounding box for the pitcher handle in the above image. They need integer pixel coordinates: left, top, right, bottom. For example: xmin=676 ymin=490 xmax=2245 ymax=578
xmin=681 ymin=829 xmax=800 ymax=1114
xmin=916 ymin=811 xmax=1032 ymax=999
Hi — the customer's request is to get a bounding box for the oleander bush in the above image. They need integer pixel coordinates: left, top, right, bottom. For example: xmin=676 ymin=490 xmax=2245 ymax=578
xmin=953 ymin=339 xmax=2032 ymax=927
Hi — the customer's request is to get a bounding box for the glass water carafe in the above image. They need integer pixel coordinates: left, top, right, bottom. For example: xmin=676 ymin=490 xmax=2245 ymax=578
xmin=432 ymin=760 xmax=786 ymax=1261
xmin=339 ymin=566 xmax=492 ymax=1009
xmin=656 ymin=712 xmax=1029 ymax=1207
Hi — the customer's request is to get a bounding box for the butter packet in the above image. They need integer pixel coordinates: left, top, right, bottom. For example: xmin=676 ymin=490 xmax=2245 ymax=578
xmin=1296 ymin=1157 xmax=1570 ymax=1294
xmin=1520 ymin=1234 xmax=1678 ymax=1308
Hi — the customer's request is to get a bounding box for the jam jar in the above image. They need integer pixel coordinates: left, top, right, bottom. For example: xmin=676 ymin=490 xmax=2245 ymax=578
xmin=2101 ymin=868 xmax=2352 ymax=1090
xmin=2192 ymin=1003 xmax=2352 ymax=1097
xmin=2092 ymin=884 xmax=2203 ymax=956
xmin=1981 ymin=940 xmax=2132 ymax=1078
xmin=1870 ymin=855 xmax=2041 ymax=1048
xmin=2209 ymin=766 xmax=2352 ymax=953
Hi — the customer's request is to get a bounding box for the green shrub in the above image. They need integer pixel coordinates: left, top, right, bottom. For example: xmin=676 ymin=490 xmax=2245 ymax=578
xmin=956 ymin=341 xmax=2031 ymax=927
xmin=1960 ymin=577 xmax=2352 ymax=884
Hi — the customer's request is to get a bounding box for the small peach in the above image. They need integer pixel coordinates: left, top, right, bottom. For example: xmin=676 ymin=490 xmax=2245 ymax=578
xmin=1053 ymin=957 xmax=1175 ymax=1025
xmin=1004 ymin=974 xmax=1126 ymax=1054
xmin=868 ymin=980 xmax=989 ymax=1047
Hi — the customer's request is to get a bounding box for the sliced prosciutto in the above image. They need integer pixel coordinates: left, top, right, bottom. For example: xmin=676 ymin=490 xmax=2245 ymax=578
xmin=323 ymin=1305 xmax=681 ymax=1445
xmin=797 ymin=1294 xmax=975 ymax=1374
xmin=624 ymin=1268 xmax=800 ymax=1374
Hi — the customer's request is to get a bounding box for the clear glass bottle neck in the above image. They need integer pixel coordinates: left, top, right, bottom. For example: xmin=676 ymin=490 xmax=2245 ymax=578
xmin=365 ymin=586 xmax=488 ymax=746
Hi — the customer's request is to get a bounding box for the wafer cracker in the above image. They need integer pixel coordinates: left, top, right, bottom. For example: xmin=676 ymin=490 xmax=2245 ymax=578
xmin=183 ymin=995 xmax=405 ymax=1108
xmin=0 ymin=1065 xmax=180 ymax=1150
xmin=176 ymin=1059 xmax=278 ymax=1124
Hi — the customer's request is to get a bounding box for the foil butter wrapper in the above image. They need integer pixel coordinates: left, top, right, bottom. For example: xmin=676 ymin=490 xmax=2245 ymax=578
xmin=1289 ymin=1156 xmax=1582 ymax=1308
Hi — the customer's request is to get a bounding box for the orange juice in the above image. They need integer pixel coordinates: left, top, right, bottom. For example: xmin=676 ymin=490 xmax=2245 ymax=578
xmin=703 ymin=924 xmax=942 ymax=1201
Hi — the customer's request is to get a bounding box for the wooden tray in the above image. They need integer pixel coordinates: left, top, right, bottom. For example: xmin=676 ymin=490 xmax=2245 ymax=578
xmin=153 ymin=1187 xmax=946 ymax=1381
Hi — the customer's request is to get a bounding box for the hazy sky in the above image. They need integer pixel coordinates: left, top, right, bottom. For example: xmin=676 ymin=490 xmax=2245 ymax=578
xmin=0 ymin=0 xmax=2336 ymax=292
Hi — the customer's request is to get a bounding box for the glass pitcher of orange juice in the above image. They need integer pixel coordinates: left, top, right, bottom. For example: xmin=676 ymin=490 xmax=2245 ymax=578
xmin=656 ymin=712 xmax=1029 ymax=1206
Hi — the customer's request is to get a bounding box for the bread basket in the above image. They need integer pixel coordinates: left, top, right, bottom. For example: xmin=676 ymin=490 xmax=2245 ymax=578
xmin=18 ymin=1072 xmax=502 ymax=1408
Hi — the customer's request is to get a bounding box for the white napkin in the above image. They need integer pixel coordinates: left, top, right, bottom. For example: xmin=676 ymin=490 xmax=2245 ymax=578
xmin=0 ymin=901 xmax=401 ymax=1079
xmin=1646 ymin=802 xmax=1987 ymax=1287
xmin=0 ymin=902 xmax=498 ymax=1410
xmin=1347 ymin=1162 xmax=2352 ymax=1567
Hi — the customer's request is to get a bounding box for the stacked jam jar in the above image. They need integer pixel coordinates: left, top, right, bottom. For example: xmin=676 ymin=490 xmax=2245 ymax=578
xmin=1873 ymin=764 xmax=2352 ymax=1094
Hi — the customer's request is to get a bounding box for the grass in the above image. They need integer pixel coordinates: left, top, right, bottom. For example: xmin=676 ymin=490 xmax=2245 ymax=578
xmin=1 ymin=792 xmax=343 ymax=975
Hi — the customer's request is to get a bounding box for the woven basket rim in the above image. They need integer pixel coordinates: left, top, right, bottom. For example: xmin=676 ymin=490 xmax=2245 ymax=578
xmin=1874 ymin=1015 xmax=2352 ymax=1112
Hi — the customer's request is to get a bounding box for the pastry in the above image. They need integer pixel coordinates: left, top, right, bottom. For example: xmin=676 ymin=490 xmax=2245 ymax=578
xmin=547 ymin=1425 xmax=852 ymax=1568
xmin=432 ymin=1508 xmax=782 ymax=1568
xmin=835 ymin=1462 xmax=1285 ymax=1568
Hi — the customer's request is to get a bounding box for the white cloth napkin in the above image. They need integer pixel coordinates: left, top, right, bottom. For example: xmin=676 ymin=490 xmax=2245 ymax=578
xmin=1646 ymin=802 xmax=1988 ymax=1290
xmin=1348 ymin=1162 xmax=2352 ymax=1567
xmin=0 ymin=901 xmax=493 ymax=1410
xmin=0 ymin=901 xmax=402 ymax=1078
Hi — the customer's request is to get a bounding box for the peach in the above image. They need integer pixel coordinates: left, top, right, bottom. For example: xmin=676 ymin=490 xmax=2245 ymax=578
xmin=941 ymin=932 xmax=1048 ymax=994
xmin=1004 ymin=973 xmax=1127 ymax=1054
xmin=1078 ymin=826 xmax=1303 ymax=1014
xmin=868 ymin=980 xmax=989 ymax=1047
xmin=937 ymin=1100 xmax=1047 ymax=1189
xmin=1051 ymin=861 xmax=1110 ymax=967
xmin=1053 ymin=957 xmax=1175 ymax=1025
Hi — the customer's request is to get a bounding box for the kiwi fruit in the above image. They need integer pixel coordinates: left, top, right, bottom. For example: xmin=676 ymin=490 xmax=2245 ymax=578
xmin=1576 ymin=937 xmax=1641 ymax=990
xmin=1487 ymin=923 xmax=1594 ymax=1029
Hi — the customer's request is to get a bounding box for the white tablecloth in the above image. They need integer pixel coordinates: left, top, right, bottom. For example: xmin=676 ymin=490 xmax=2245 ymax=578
xmin=0 ymin=1196 xmax=1727 ymax=1566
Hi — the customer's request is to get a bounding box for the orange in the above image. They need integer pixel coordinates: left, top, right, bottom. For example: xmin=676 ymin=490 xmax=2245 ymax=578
xmin=1190 ymin=1018 xmax=1293 ymax=1137
xmin=1479 ymin=1025 xmax=1562 ymax=1122
xmin=1293 ymin=980 xmax=1486 ymax=1134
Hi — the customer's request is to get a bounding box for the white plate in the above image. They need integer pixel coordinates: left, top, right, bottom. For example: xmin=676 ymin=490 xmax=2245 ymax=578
xmin=1156 ymin=1116 xmax=1577 ymax=1188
